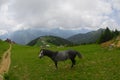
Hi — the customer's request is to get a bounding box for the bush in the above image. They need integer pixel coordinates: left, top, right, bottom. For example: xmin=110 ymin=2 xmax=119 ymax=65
xmin=4 ymin=73 xmax=9 ymax=80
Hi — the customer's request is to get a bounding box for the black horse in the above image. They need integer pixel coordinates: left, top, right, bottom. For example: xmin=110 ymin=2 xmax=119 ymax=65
xmin=39 ymin=49 xmax=82 ymax=68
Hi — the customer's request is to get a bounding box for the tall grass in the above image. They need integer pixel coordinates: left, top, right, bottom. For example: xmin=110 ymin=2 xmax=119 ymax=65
xmin=9 ymin=44 xmax=120 ymax=80
xmin=0 ymin=41 xmax=9 ymax=62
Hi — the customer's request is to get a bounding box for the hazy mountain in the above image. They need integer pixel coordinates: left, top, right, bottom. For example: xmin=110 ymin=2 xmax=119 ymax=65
xmin=27 ymin=35 xmax=74 ymax=46
xmin=67 ymin=29 xmax=104 ymax=44
xmin=10 ymin=29 xmax=48 ymax=44
xmin=8 ymin=28 xmax=90 ymax=44
xmin=0 ymin=33 xmax=10 ymax=40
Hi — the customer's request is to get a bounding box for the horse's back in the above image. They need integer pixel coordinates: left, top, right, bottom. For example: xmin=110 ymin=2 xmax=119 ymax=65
xmin=55 ymin=51 xmax=69 ymax=61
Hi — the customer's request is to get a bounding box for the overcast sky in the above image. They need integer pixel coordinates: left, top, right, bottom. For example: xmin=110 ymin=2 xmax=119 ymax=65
xmin=0 ymin=0 xmax=120 ymax=35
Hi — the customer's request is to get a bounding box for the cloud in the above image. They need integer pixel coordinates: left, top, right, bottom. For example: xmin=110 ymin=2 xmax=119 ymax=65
xmin=10 ymin=0 xmax=112 ymax=29
xmin=0 ymin=0 xmax=8 ymax=7
xmin=0 ymin=30 xmax=8 ymax=35
xmin=112 ymin=0 xmax=120 ymax=11
xmin=100 ymin=19 xmax=120 ymax=30
xmin=0 ymin=0 xmax=120 ymax=32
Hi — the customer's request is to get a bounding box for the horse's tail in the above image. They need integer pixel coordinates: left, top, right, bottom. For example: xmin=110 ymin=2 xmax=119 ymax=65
xmin=76 ymin=51 xmax=82 ymax=59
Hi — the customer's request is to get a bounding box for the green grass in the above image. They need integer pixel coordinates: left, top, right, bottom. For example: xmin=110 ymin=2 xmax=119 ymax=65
xmin=0 ymin=40 xmax=9 ymax=62
xmin=8 ymin=44 xmax=120 ymax=80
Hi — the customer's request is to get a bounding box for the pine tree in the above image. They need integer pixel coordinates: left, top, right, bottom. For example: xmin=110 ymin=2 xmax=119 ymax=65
xmin=113 ymin=29 xmax=119 ymax=37
xmin=98 ymin=27 xmax=113 ymax=43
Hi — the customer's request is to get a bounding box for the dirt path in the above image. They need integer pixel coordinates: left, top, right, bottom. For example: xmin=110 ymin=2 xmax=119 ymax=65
xmin=0 ymin=44 xmax=12 ymax=80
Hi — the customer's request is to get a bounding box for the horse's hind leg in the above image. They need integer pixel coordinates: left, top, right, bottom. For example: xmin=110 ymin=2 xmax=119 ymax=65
xmin=71 ymin=58 xmax=76 ymax=68
xmin=54 ymin=61 xmax=58 ymax=69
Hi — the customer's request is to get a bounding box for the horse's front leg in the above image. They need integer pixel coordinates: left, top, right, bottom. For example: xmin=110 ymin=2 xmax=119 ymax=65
xmin=54 ymin=61 xmax=58 ymax=69
xmin=71 ymin=59 xmax=76 ymax=68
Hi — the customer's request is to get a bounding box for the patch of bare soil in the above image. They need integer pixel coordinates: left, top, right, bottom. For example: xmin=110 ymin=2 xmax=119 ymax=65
xmin=0 ymin=44 xmax=12 ymax=80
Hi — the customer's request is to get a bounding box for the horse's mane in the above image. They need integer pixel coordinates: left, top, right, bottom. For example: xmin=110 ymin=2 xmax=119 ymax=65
xmin=42 ymin=49 xmax=58 ymax=60
xmin=44 ymin=49 xmax=53 ymax=52
xmin=43 ymin=49 xmax=58 ymax=54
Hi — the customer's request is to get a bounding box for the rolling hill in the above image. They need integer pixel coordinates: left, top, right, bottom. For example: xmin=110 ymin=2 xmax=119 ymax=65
xmin=68 ymin=29 xmax=104 ymax=44
xmin=27 ymin=35 xmax=74 ymax=47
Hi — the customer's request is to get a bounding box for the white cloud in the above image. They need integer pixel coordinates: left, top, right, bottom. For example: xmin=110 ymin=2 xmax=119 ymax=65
xmin=100 ymin=19 xmax=120 ymax=30
xmin=0 ymin=2 xmax=19 ymax=32
xmin=112 ymin=0 xmax=120 ymax=11
xmin=0 ymin=30 xmax=8 ymax=35
xmin=0 ymin=0 xmax=8 ymax=7
xmin=0 ymin=0 xmax=120 ymax=32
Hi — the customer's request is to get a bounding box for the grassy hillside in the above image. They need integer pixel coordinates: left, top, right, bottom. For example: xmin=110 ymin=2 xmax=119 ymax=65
xmin=102 ymin=35 xmax=120 ymax=48
xmin=0 ymin=40 xmax=9 ymax=62
xmin=27 ymin=35 xmax=74 ymax=47
xmin=68 ymin=29 xmax=103 ymax=44
xmin=8 ymin=44 xmax=120 ymax=80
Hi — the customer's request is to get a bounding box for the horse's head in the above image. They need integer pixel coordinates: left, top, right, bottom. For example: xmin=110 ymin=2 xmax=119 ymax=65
xmin=39 ymin=49 xmax=45 ymax=58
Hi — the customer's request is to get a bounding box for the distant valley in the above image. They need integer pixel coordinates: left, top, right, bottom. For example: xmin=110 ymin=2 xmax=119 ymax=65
xmin=0 ymin=28 xmax=91 ymax=44
xmin=0 ymin=28 xmax=105 ymax=45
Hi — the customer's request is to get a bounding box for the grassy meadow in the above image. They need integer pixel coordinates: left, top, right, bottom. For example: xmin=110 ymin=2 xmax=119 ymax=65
xmin=0 ymin=41 xmax=9 ymax=62
xmin=8 ymin=44 xmax=120 ymax=80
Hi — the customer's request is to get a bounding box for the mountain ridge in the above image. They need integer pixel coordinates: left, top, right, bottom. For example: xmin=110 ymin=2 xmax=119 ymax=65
xmin=0 ymin=28 xmax=90 ymax=45
xmin=67 ymin=29 xmax=104 ymax=44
